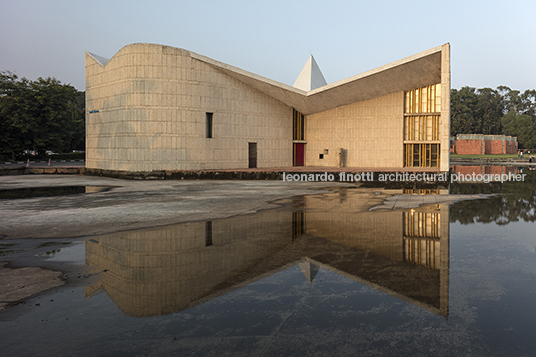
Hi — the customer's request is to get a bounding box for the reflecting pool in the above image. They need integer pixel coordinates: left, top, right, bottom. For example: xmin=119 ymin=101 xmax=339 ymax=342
xmin=1 ymin=167 xmax=536 ymax=356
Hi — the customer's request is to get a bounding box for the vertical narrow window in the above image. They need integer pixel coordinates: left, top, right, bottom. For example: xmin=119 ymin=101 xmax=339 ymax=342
xmin=206 ymin=112 xmax=213 ymax=138
xmin=205 ymin=221 xmax=213 ymax=246
xmin=293 ymin=109 xmax=304 ymax=140
xmin=248 ymin=142 xmax=257 ymax=168
xmin=292 ymin=109 xmax=306 ymax=166
xmin=292 ymin=212 xmax=305 ymax=240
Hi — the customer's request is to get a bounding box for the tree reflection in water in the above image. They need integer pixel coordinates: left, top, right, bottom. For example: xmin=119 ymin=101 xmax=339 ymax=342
xmin=449 ymin=167 xmax=536 ymax=225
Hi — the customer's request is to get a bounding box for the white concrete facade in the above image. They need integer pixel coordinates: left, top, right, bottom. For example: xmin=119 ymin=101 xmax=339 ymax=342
xmin=85 ymin=43 xmax=450 ymax=172
xmin=305 ymin=92 xmax=404 ymax=168
xmin=86 ymin=44 xmax=292 ymax=171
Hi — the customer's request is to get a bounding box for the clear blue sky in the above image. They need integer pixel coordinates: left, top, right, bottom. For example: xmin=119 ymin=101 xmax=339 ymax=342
xmin=1 ymin=0 xmax=535 ymax=92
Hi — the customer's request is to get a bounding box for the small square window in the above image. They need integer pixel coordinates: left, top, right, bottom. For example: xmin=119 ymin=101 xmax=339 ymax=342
xmin=319 ymin=154 xmax=324 ymax=159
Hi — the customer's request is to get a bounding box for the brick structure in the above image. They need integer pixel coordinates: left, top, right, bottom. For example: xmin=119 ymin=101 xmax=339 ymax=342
xmin=451 ymin=165 xmax=519 ymax=176
xmin=450 ymin=134 xmax=517 ymax=155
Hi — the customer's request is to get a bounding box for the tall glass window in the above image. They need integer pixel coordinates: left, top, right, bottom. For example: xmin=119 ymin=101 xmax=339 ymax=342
xmin=293 ymin=109 xmax=304 ymax=141
xmin=404 ymin=84 xmax=441 ymax=168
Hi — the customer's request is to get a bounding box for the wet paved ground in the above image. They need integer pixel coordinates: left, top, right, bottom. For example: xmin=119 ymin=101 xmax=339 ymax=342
xmin=0 ymin=175 xmax=478 ymax=312
xmin=369 ymin=192 xmax=487 ymax=210
xmin=1 ymin=170 xmax=535 ymax=356
xmin=0 ymin=160 xmax=85 ymax=167
xmin=0 ymin=175 xmax=353 ymax=240
xmin=0 ymin=175 xmax=462 ymax=240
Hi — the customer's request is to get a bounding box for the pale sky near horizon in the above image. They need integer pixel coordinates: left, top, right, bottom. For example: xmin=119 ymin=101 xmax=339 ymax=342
xmin=1 ymin=0 xmax=535 ymax=92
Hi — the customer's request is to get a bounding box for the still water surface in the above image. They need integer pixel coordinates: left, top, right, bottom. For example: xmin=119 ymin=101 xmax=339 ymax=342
xmin=1 ymin=166 xmax=535 ymax=356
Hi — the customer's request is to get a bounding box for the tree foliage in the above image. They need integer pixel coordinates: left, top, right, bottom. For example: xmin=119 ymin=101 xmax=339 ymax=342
xmin=451 ymin=87 xmax=480 ymax=134
xmin=449 ymin=170 xmax=536 ymax=225
xmin=501 ymin=111 xmax=536 ymax=149
xmin=477 ymin=87 xmax=504 ymax=135
xmin=451 ymin=86 xmax=536 ymax=149
xmin=0 ymin=71 xmax=84 ymax=157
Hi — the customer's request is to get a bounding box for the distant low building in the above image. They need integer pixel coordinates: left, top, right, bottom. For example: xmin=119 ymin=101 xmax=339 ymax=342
xmin=450 ymin=134 xmax=517 ymax=155
xmin=85 ymin=43 xmax=451 ymax=173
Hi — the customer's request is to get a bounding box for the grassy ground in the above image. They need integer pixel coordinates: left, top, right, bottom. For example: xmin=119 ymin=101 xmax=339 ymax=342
xmin=450 ymin=153 xmax=520 ymax=159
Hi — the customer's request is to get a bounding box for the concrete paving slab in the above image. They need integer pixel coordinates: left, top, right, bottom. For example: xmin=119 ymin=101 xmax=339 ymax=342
xmin=0 ymin=175 xmax=356 ymax=240
xmin=0 ymin=261 xmax=64 ymax=311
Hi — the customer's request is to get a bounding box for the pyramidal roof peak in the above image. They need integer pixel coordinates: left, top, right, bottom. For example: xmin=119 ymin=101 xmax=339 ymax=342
xmin=293 ymin=54 xmax=327 ymax=91
xmin=299 ymin=260 xmax=320 ymax=283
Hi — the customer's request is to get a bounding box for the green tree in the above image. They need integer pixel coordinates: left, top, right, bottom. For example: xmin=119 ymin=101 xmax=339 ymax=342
xmin=520 ymin=89 xmax=536 ymax=125
xmin=476 ymin=87 xmax=503 ymax=135
xmin=0 ymin=71 xmax=85 ymax=157
xmin=501 ymin=111 xmax=536 ymax=149
xmin=0 ymin=72 xmax=16 ymax=154
xmin=451 ymin=87 xmax=480 ymax=135
xmin=0 ymin=71 xmax=30 ymax=155
xmin=497 ymin=86 xmax=523 ymax=114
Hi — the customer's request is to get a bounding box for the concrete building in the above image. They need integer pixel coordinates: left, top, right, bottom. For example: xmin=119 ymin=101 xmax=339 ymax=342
xmin=450 ymin=134 xmax=518 ymax=155
xmin=85 ymin=43 xmax=450 ymax=173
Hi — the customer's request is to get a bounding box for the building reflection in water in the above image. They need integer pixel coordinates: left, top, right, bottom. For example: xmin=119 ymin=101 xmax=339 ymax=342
xmin=451 ymin=165 xmax=524 ymax=178
xmin=85 ymin=189 xmax=449 ymax=318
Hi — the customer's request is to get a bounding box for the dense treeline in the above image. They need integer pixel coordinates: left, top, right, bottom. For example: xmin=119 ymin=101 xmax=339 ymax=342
xmin=0 ymin=71 xmax=84 ymax=158
xmin=451 ymin=86 xmax=536 ymax=149
xmin=1 ymin=69 xmax=536 ymax=156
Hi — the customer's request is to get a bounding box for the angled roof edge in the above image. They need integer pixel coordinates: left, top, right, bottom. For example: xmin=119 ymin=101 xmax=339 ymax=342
xmin=307 ymin=257 xmax=444 ymax=316
xmin=308 ymin=44 xmax=445 ymax=95
xmin=86 ymin=43 xmax=448 ymax=115
xmin=177 ymin=252 xmax=443 ymax=317
xmin=191 ymin=51 xmax=312 ymax=113
xmin=300 ymin=44 xmax=447 ymax=114
xmin=179 ymin=258 xmax=306 ymax=317
xmin=192 ymin=44 xmax=447 ymax=114
xmin=86 ymin=52 xmax=110 ymax=66
xmin=190 ymin=52 xmax=307 ymax=96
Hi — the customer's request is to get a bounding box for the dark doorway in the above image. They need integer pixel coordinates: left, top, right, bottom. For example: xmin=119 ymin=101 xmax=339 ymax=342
xmin=294 ymin=143 xmax=305 ymax=166
xmin=248 ymin=142 xmax=257 ymax=168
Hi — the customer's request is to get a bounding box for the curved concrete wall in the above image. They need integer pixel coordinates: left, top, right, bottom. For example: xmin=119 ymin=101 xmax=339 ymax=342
xmin=86 ymin=43 xmax=293 ymax=171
